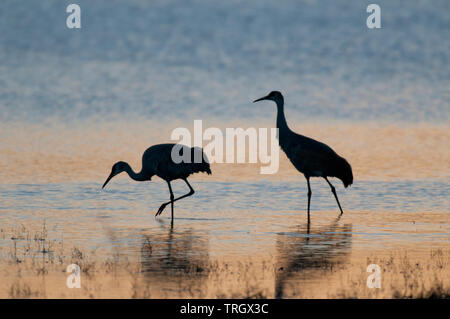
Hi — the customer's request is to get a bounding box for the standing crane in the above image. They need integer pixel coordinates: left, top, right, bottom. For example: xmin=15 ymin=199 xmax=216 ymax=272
xmin=102 ymin=143 xmax=211 ymax=228
xmin=253 ymin=91 xmax=353 ymax=221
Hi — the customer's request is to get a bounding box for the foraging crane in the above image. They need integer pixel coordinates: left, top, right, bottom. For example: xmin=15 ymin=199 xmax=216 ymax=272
xmin=253 ymin=91 xmax=353 ymax=221
xmin=102 ymin=143 xmax=211 ymax=228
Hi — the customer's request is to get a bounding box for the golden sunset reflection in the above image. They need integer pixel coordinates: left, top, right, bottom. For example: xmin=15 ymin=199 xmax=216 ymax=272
xmin=1 ymin=121 xmax=448 ymax=184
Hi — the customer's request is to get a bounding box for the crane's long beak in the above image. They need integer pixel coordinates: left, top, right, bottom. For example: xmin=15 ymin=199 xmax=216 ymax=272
xmin=253 ymin=95 xmax=269 ymax=103
xmin=102 ymin=172 xmax=114 ymax=189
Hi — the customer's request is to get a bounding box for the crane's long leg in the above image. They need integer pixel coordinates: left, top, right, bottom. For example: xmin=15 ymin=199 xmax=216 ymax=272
xmin=155 ymin=179 xmax=195 ymax=220
xmin=306 ymin=176 xmax=312 ymax=224
xmin=324 ymin=177 xmax=344 ymax=215
xmin=167 ymin=181 xmax=174 ymax=228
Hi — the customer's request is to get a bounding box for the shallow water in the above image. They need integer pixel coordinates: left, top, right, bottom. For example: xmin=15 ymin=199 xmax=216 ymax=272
xmin=0 ymin=176 xmax=448 ymax=298
xmin=0 ymin=178 xmax=448 ymax=259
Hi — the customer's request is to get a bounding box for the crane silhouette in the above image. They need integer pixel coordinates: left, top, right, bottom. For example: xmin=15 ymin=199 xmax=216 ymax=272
xmin=254 ymin=91 xmax=353 ymax=221
xmin=102 ymin=143 xmax=211 ymax=228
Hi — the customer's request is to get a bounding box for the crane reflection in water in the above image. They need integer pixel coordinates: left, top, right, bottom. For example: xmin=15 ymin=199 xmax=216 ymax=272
xmin=274 ymin=216 xmax=352 ymax=298
xmin=139 ymin=221 xmax=209 ymax=298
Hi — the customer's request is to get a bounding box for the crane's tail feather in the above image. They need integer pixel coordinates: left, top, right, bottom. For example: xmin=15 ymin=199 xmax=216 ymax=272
xmin=333 ymin=156 xmax=353 ymax=188
xmin=189 ymin=162 xmax=211 ymax=175
xmin=190 ymin=147 xmax=212 ymax=175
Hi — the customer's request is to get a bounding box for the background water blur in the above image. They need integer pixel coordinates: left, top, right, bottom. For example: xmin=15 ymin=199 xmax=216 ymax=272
xmin=0 ymin=0 xmax=449 ymax=297
xmin=0 ymin=0 xmax=449 ymax=124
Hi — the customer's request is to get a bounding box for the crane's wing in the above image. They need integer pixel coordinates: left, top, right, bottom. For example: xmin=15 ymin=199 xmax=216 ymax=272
xmin=286 ymin=135 xmax=339 ymax=176
xmin=288 ymin=135 xmax=353 ymax=186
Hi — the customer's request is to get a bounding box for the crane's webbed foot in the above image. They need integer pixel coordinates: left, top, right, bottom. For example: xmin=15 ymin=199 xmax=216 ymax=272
xmin=155 ymin=202 xmax=169 ymax=217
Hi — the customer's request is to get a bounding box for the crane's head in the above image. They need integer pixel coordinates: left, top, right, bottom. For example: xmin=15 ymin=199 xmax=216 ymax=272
xmin=253 ymin=91 xmax=283 ymax=104
xmin=102 ymin=161 xmax=127 ymax=189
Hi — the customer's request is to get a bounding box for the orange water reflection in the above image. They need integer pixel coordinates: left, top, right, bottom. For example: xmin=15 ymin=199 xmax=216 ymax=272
xmin=1 ymin=121 xmax=448 ymax=183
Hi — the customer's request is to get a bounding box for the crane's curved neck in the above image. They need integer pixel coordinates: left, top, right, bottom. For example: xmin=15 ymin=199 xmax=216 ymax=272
xmin=275 ymin=97 xmax=290 ymax=133
xmin=123 ymin=162 xmax=147 ymax=182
